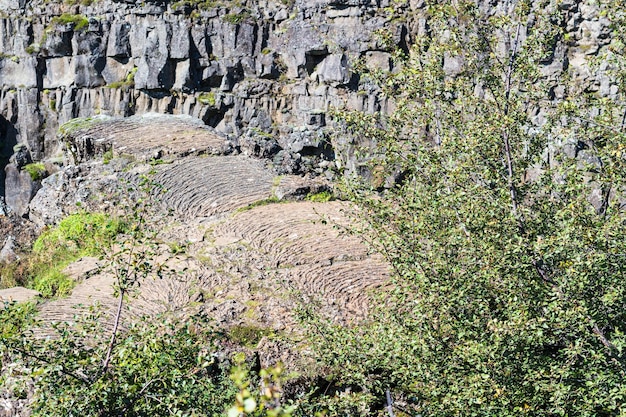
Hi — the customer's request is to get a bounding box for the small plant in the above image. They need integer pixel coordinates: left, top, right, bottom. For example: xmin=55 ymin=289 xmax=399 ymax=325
xmin=236 ymin=196 xmax=281 ymax=212
xmin=171 ymin=0 xmax=222 ymax=12
xmin=12 ymin=143 xmax=25 ymax=153
xmin=25 ymin=43 xmax=39 ymax=54
xmin=28 ymin=212 xmax=127 ymax=298
xmin=167 ymin=241 xmax=188 ymax=255
xmin=63 ymin=0 xmax=96 ymax=6
xmin=197 ymin=91 xmax=216 ymax=106
xmin=58 ymin=117 xmax=102 ymax=137
xmin=222 ymin=9 xmax=251 ymax=24
xmin=149 ymin=158 xmax=171 ymax=166
xmin=30 ymin=269 xmax=74 ymax=298
xmin=22 ymin=163 xmax=47 ymax=181
xmin=102 ymin=149 xmax=113 ymax=164
xmin=0 ymin=261 xmax=28 ymax=289
xmin=198 ymin=0 xmax=222 ymax=10
xmin=305 ymin=190 xmax=334 ymax=203
xmin=107 ymin=66 xmax=137 ymax=89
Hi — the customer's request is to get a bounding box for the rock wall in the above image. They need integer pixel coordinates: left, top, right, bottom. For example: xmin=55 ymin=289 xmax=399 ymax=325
xmin=0 ymin=0 xmax=406 ymax=174
xmin=0 ymin=0 xmax=618 ymax=216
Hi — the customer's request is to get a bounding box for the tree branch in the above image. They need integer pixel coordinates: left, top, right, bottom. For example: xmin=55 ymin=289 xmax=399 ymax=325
xmin=101 ymin=287 xmax=125 ymax=376
xmin=502 ymin=22 xmax=523 ymax=226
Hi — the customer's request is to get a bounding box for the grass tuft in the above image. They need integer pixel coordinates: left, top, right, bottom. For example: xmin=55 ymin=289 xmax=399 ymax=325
xmin=22 ymin=163 xmax=47 ymax=181
xmin=305 ymin=190 xmax=334 ymax=203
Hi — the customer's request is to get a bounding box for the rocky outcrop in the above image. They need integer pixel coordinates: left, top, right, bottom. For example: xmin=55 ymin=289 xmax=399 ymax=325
xmin=0 ymin=0 xmax=407 ymax=192
xmin=22 ymin=113 xmax=388 ymax=338
xmin=0 ymin=286 xmax=40 ymax=302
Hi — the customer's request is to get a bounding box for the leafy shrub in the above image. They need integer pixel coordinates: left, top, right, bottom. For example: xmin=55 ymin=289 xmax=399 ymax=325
xmin=306 ymin=0 xmax=626 ymax=415
xmin=0 ymin=304 xmax=238 ymax=416
xmin=236 ymin=196 xmax=281 ymax=212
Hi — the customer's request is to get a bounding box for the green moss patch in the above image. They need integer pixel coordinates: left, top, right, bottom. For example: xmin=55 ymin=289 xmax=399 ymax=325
xmin=49 ymin=14 xmax=89 ymax=31
xmin=28 ymin=213 xmax=127 ymax=297
xmin=305 ymin=190 xmax=334 ymax=203
xmin=22 ymin=163 xmax=47 ymax=181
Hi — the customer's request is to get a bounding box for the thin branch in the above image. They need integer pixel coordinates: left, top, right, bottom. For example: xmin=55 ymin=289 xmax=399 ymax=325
xmin=146 ymin=394 xmax=179 ymax=416
xmin=119 ymin=378 xmax=161 ymax=415
xmin=592 ymin=322 xmax=614 ymax=350
xmin=100 ymin=287 xmax=125 ymax=375
xmin=570 ymin=114 xmax=626 ymax=134
xmin=598 ymin=184 xmax=612 ymax=217
xmin=386 ymin=390 xmax=396 ymax=417
xmin=502 ymin=22 xmax=523 ymax=226
xmin=101 ymin=231 xmax=140 ymax=376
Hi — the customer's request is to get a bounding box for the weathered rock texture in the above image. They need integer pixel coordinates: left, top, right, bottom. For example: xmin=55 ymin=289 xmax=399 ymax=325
xmin=23 ymin=113 xmax=388 ymax=335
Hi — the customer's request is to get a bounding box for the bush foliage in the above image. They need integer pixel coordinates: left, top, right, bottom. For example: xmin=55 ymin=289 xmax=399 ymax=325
xmin=0 ymin=304 xmax=238 ymax=416
xmin=0 ymin=182 xmax=294 ymax=416
xmin=307 ymin=0 xmax=626 ymax=415
xmin=22 ymin=163 xmax=47 ymax=181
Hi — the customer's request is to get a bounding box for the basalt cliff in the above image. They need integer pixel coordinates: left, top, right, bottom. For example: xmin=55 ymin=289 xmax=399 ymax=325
xmin=0 ymin=0 xmax=616 ymax=219
xmin=0 ymin=0 xmax=407 ymax=215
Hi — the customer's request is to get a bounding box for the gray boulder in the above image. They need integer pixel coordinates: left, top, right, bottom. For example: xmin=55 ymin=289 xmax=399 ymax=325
xmin=0 ymin=235 xmax=16 ymax=262
xmin=4 ymin=163 xmax=41 ymax=217
xmin=134 ymin=22 xmax=172 ymax=90
xmin=107 ymin=22 xmax=132 ymax=58
xmin=0 ymin=287 xmax=41 ymax=303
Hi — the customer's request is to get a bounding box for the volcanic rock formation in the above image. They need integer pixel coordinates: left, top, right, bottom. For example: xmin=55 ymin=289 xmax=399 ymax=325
xmin=0 ymin=0 xmax=616 ymax=218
